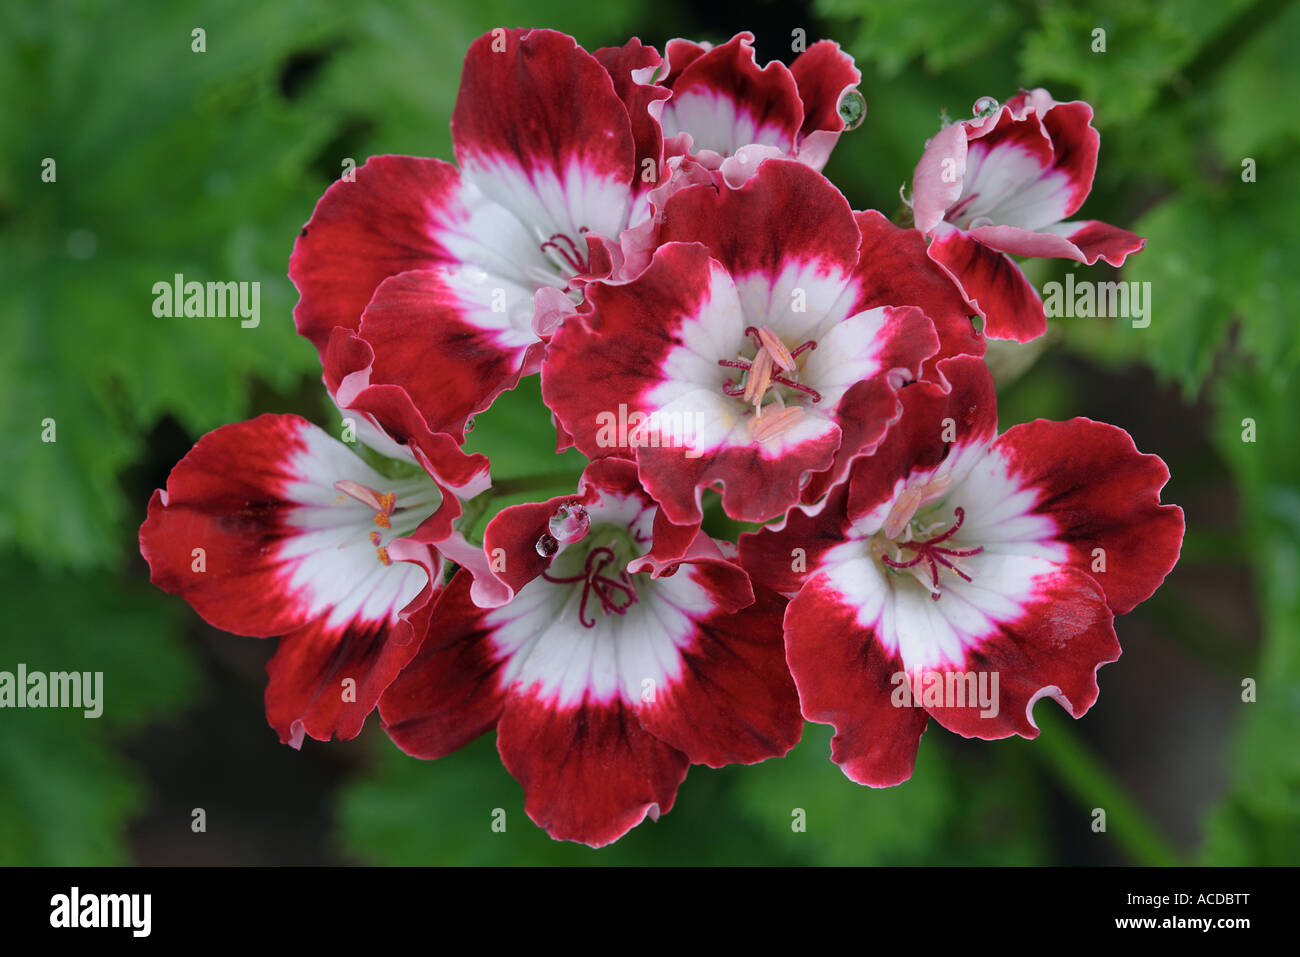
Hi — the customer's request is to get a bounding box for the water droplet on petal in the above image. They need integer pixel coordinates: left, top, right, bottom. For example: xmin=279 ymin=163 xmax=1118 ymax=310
xmin=464 ymin=416 xmax=475 ymax=433
xmin=973 ymin=96 xmax=999 ymax=118
xmin=548 ymin=504 xmax=590 ymax=544
xmin=535 ymin=533 xmax=559 ymax=558
xmin=837 ymin=88 xmax=867 ymax=130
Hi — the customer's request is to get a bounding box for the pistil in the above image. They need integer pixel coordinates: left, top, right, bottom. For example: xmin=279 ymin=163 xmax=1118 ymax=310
xmin=540 ymin=229 xmax=591 ymax=276
xmin=541 ymin=544 xmax=639 ymax=628
xmin=878 ymin=504 xmax=984 ymax=601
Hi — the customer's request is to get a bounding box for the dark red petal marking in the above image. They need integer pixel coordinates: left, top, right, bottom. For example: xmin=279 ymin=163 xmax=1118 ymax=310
xmin=992 ymin=418 xmax=1183 ymax=615
xmin=379 ymin=570 xmax=509 ymax=760
xmin=290 ymin=156 xmax=460 ymax=360
xmin=784 ymin=575 xmax=929 ymax=786
xmin=497 ymin=693 xmax=689 ymax=848
xmin=926 ymin=223 xmax=1047 ymax=342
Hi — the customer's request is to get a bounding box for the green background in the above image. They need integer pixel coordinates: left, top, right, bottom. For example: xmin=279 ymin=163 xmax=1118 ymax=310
xmin=2 ymin=0 xmax=1296 ymax=864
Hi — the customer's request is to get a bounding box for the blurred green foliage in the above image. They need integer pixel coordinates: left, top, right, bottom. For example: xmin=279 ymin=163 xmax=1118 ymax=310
xmin=1 ymin=0 xmax=1296 ymax=864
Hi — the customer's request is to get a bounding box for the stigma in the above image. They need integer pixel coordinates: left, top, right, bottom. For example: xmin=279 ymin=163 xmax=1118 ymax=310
xmin=875 ymin=477 xmax=982 ymax=601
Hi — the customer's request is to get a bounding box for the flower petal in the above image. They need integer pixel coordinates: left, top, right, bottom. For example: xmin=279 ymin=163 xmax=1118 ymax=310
xmin=785 ymin=573 xmax=929 ymax=786
xmin=659 ymin=32 xmax=803 ymax=157
xmin=1037 ymin=220 xmax=1147 ymax=266
xmin=453 ymin=28 xmax=638 ymax=253
xmin=497 ymin=692 xmax=689 ymax=847
xmin=593 ymin=39 xmax=673 ymax=210
xmin=267 ymin=611 xmax=429 ymax=747
xmin=660 ymin=156 xmax=861 ymax=283
xmin=911 ymin=123 xmax=968 ymax=235
xmin=289 ymin=155 xmax=461 ymax=358
xmin=789 ymin=40 xmax=862 ymax=168
xmin=356 ymin=267 xmax=540 ymax=441
xmin=378 ymin=570 xmax=510 ymax=760
xmin=634 ymin=573 xmax=801 ymax=767
xmin=920 ymin=564 xmax=1119 ymax=740
xmin=323 ymin=327 xmax=492 ymax=499
xmin=987 ymin=418 xmax=1184 ymax=614
xmin=851 ymin=210 xmax=984 ymax=387
xmin=926 ymin=222 xmax=1047 ymax=342
xmin=139 ymin=414 xmax=435 ymax=638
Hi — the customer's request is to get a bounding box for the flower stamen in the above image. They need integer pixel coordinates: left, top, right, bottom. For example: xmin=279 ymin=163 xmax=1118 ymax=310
xmin=879 ymin=506 xmax=984 ymax=601
xmin=718 ymin=327 xmax=820 ymax=416
xmin=334 ymin=480 xmax=398 ymax=528
xmin=750 ymin=405 xmax=805 ymax=442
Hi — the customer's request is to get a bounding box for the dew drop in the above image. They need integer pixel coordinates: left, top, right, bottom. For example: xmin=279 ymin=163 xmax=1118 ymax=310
xmin=973 ymin=96 xmax=999 ymax=118
xmin=464 ymin=416 xmax=475 ymax=433
xmin=837 ymin=88 xmax=867 ymax=130
xmin=548 ymin=504 xmax=590 ymax=544
xmin=535 ymin=533 xmax=559 ymax=558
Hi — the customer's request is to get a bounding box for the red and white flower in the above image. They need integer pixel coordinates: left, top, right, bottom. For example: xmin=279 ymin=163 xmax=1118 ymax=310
xmin=738 ymin=355 xmax=1183 ymax=786
xmin=910 ymin=90 xmax=1146 ymax=342
xmin=378 ymin=458 xmax=801 ymax=847
xmin=656 ymin=32 xmax=863 ymax=171
xmin=139 ymin=411 xmax=487 ymax=747
xmin=290 ymin=28 xmax=658 ymax=441
xmin=585 ymin=34 xmax=864 ymax=283
xmin=543 ymin=158 xmax=941 ymax=525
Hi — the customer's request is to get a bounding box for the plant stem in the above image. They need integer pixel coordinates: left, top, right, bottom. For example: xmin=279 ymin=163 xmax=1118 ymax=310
xmin=1030 ymin=709 xmax=1183 ymax=866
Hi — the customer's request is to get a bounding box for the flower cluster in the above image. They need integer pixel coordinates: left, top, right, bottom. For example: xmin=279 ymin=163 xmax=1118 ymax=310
xmin=140 ymin=28 xmax=1183 ymax=847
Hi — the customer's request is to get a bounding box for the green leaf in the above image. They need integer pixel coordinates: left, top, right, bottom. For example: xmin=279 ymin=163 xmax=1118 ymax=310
xmin=1060 ymin=177 xmax=1300 ymax=394
xmin=303 ymin=0 xmax=647 ymax=164
xmin=1018 ymin=1 xmax=1245 ymax=124
xmin=1200 ymin=367 xmax=1300 ymax=863
xmin=730 ymin=723 xmax=1047 ymax=865
xmin=1 ymin=0 xmax=344 ymax=568
xmin=816 ymin=0 xmax=1019 ymax=79
xmin=0 ymin=552 xmax=200 ymax=863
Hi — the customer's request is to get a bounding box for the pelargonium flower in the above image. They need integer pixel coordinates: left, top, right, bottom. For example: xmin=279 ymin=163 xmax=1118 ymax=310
xmin=910 ymin=89 xmax=1146 ymax=342
xmin=656 ymin=32 xmax=863 ymax=170
xmin=738 ymin=355 xmax=1183 ymax=786
xmin=543 ymin=158 xmax=946 ymax=525
xmin=587 ymin=34 xmax=863 ymax=283
xmin=290 ymin=28 xmax=663 ymax=442
xmin=139 ymin=409 xmax=488 ymax=747
xmin=378 ymin=457 xmax=801 ymax=847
